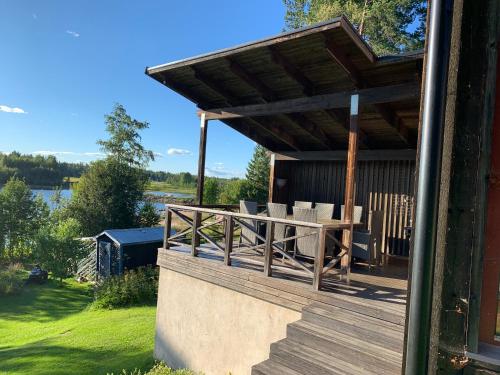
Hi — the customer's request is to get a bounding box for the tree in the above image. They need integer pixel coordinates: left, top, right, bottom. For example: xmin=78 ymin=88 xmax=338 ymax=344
xmin=0 ymin=177 xmax=49 ymax=261
xmin=34 ymin=218 xmax=88 ymax=283
xmin=97 ymin=103 xmax=155 ymax=167
xmin=245 ymin=146 xmax=270 ymax=203
xmin=138 ymin=202 xmax=160 ymax=227
xmin=283 ymin=0 xmax=426 ymax=55
xmin=69 ymin=158 xmax=148 ymax=236
xmin=203 ymin=178 xmax=220 ymax=204
xmin=219 ymin=179 xmax=249 ymax=204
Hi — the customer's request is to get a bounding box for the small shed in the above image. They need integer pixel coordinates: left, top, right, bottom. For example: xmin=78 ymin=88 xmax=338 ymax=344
xmin=95 ymin=227 xmax=164 ymax=278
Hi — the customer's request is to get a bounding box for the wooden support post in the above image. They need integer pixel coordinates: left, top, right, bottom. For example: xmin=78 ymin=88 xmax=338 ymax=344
xmin=192 ymin=212 xmax=200 ymax=257
xmin=196 ymin=113 xmax=208 ymax=206
xmin=164 ymin=208 xmax=172 ymax=249
xmin=341 ymin=94 xmax=360 ymax=281
xmin=264 ymin=221 xmax=275 ymax=276
xmin=224 ymin=215 xmax=234 ymax=266
xmin=268 ymin=153 xmax=276 ymax=203
xmin=313 ymin=227 xmax=326 ymax=290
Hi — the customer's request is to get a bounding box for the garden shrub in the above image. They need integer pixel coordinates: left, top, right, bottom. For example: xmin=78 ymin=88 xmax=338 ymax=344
xmin=0 ymin=263 xmax=26 ymax=295
xmin=111 ymin=361 xmax=197 ymax=375
xmin=91 ymin=266 xmax=158 ymax=309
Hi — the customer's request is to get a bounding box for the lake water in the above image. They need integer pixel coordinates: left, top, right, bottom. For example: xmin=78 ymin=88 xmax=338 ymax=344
xmin=31 ymin=189 xmax=192 ymax=212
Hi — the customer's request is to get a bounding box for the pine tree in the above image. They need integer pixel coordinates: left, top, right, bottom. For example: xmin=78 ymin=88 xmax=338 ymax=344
xmin=245 ymin=146 xmax=270 ymax=204
xmin=283 ymin=0 xmax=426 ymax=55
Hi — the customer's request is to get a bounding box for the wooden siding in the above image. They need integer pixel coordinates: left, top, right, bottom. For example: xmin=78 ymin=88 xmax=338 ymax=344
xmin=273 ymin=159 xmax=415 ymax=257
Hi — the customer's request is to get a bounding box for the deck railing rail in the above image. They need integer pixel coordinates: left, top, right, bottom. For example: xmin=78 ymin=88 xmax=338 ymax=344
xmin=163 ymin=203 xmax=350 ymax=289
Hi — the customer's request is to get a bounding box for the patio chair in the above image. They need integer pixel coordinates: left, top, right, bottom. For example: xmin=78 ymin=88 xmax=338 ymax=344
xmin=267 ymin=203 xmax=288 ymax=250
xmin=294 ymin=200 xmax=313 ymax=209
xmin=292 ymin=207 xmax=318 ymax=258
xmin=369 ymin=210 xmax=384 ymax=266
xmin=351 ymin=230 xmax=374 ymax=269
xmin=239 ymin=200 xmax=258 ymax=247
xmin=315 ymin=203 xmax=335 ymax=220
xmin=315 ymin=203 xmax=335 ymax=256
xmin=341 ymin=205 xmax=363 ymax=223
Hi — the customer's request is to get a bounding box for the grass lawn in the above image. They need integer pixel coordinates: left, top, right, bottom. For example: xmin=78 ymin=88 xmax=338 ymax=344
xmin=146 ymin=181 xmax=196 ymax=195
xmin=0 ymin=279 xmax=156 ymax=375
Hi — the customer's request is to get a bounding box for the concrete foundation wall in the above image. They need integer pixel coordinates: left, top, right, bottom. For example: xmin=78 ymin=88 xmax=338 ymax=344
xmin=154 ymin=268 xmax=301 ymax=375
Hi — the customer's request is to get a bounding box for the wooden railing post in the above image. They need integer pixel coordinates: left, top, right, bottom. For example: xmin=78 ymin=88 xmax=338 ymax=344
xmin=313 ymin=227 xmax=326 ymax=290
xmin=164 ymin=208 xmax=172 ymax=250
xmin=192 ymin=212 xmax=200 ymax=256
xmin=264 ymin=221 xmax=275 ymax=276
xmin=224 ymin=215 xmax=234 ymax=266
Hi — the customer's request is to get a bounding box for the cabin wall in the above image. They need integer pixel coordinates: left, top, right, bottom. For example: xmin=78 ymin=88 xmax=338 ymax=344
xmin=273 ymin=158 xmax=415 ymax=257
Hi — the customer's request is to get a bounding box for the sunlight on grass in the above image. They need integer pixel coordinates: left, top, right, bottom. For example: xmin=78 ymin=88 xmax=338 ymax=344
xmin=0 ymin=279 xmax=156 ymax=375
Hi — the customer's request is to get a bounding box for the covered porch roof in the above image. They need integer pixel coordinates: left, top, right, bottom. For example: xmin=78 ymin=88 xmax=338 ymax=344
xmin=145 ymin=16 xmax=423 ymax=152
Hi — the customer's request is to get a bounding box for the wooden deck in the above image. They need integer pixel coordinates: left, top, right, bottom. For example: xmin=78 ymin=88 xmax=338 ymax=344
xmin=158 ymin=247 xmax=408 ymax=374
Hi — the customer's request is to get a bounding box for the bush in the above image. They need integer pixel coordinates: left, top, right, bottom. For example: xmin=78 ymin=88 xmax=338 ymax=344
xmin=111 ymin=361 xmax=197 ymax=375
xmin=0 ymin=263 xmax=26 ymax=295
xmin=91 ymin=266 xmax=158 ymax=309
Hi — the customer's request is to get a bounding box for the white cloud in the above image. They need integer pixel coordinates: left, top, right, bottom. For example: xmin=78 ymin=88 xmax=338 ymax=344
xmin=153 ymin=152 xmax=164 ymax=158
xmin=167 ymin=148 xmax=192 ymax=156
xmin=66 ymin=30 xmax=80 ymax=38
xmin=205 ymin=163 xmax=244 ymax=178
xmin=32 ymin=151 xmax=105 ymax=158
xmin=0 ymin=105 xmax=27 ymax=114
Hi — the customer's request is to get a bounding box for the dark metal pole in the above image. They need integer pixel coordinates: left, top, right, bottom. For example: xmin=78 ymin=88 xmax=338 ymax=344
xmin=405 ymin=0 xmax=453 ymax=374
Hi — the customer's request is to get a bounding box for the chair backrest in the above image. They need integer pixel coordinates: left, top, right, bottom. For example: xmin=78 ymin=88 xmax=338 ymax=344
xmin=351 ymin=231 xmax=372 ymax=260
xmin=294 ymin=200 xmax=313 ymax=209
xmin=240 ymin=200 xmax=258 ymax=245
xmin=341 ymin=205 xmax=363 ymax=223
xmin=267 ymin=203 xmax=287 ymax=243
xmin=293 ymin=207 xmax=318 ymax=258
xmin=315 ymin=203 xmax=335 ymax=221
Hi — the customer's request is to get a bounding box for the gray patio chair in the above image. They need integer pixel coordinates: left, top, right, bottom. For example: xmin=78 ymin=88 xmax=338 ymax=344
xmin=293 ymin=207 xmax=318 ymax=258
xmin=267 ymin=203 xmax=288 ymax=250
xmin=351 ymin=230 xmax=374 ymax=269
xmin=315 ymin=203 xmax=335 ymax=256
xmin=315 ymin=203 xmax=335 ymax=220
xmin=239 ymin=200 xmax=258 ymax=247
xmin=294 ymin=200 xmax=313 ymax=209
xmin=341 ymin=205 xmax=363 ymax=223
xmin=368 ymin=210 xmax=384 ymax=266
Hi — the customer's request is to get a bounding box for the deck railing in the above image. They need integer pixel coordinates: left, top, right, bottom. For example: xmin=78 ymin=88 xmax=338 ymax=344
xmin=163 ymin=204 xmax=350 ymax=290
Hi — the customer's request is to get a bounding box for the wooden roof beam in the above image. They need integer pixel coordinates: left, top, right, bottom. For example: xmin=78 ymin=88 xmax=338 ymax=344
xmin=324 ymin=109 xmax=369 ymax=148
xmin=226 ymin=58 xmax=337 ymax=149
xmin=192 ymin=67 xmax=301 ymax=151
xmin=324 ymin=38 xmax=410 ymax=144
xmin=199 ymin=82 xmax=420 ymax=120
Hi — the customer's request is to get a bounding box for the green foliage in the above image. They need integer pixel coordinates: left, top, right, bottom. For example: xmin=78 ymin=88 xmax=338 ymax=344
xmin=0 ymin=263 xmax=26 ymax=295
xmin=0 ymin=177 xmax=49 ymax=261
xmin=138 ymin=202 xmax=161 ymax=227
xmin=283 ymin=0 xmax=426 ymax=55
xmin=69 ymin=158 xmax=148 ymax=236
xmin=219 ymin=179 xmax=249 ymax=204
xmin=112 ymin=362 xmax=197 ymax=375
xmin=0 ymin=151 xmax=87 ymax=186
xmin=33 ymin=218 xmax=87 ymax=282
xmin=98 ymin=103 xmax=155 ymax=167
xmin=203 ymin=177 xmax=220 ymax=204
xmin=91 ymin=267 xmax=159 ymax=309
xmin=245 ymin=145 xmax=270 ymax=204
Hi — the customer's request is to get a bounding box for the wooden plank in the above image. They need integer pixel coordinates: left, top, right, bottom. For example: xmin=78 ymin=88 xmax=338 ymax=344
xmin=313 ymin=227 xmax=326 ymax=290
xmin=271 ymin=149 xmax=417 ymax=161
xmin=268 ymin=153 xmax=276 ymax=203
xmin=224 ymin=215 xmax=234 ymax=266
xmin=192 ymin=212 xmax=200 ymax=256
xmin=196 ymin=113 xmax=208 ymax=205
xmin=164 ymin=209 xmax=172 ymax=250
xmin=200 ymin=83 xmax=420 ymax=120
xmin=264 ymin=221 xmax=275 ymax=276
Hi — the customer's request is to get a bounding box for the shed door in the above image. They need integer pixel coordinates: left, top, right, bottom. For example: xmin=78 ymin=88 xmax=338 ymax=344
xmin=98 ymin=241 xmax=112 ymax=278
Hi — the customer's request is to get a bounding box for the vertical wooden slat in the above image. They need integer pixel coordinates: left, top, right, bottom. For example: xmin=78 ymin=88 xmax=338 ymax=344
xmin=313 ymin=227 xmax=326 ymax=290
xmin=164 ymin=208 xmax=172 ymax=250
xmin=224 ymin=215 xmax=234 ymax=266
xmin=192 ymin=212 xmax=200 ymax=257
xmin=268 ymin=153 xmax=276 ymax=203
xmin=264 ymin=221 xmax=274 ymax=276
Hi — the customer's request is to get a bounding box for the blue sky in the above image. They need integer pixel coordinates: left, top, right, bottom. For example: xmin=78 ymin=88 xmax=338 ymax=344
xmin=0 ymin=1 xmax=286 ymax=177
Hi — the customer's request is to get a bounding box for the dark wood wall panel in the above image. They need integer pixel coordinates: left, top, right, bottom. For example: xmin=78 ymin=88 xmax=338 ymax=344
xmin=273 ymin=159 xmax=415 ymax=256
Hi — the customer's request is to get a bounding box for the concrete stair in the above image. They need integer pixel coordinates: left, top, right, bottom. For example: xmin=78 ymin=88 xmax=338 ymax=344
xmin=251 ymin=301 xmax=404 ymax=375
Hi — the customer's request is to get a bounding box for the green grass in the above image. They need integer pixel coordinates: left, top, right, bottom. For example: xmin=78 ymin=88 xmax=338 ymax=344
xmin=146 ymin=181 xmax=196 ymax=195
xmin=0 ymin=279 xmax=157 ymax=375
